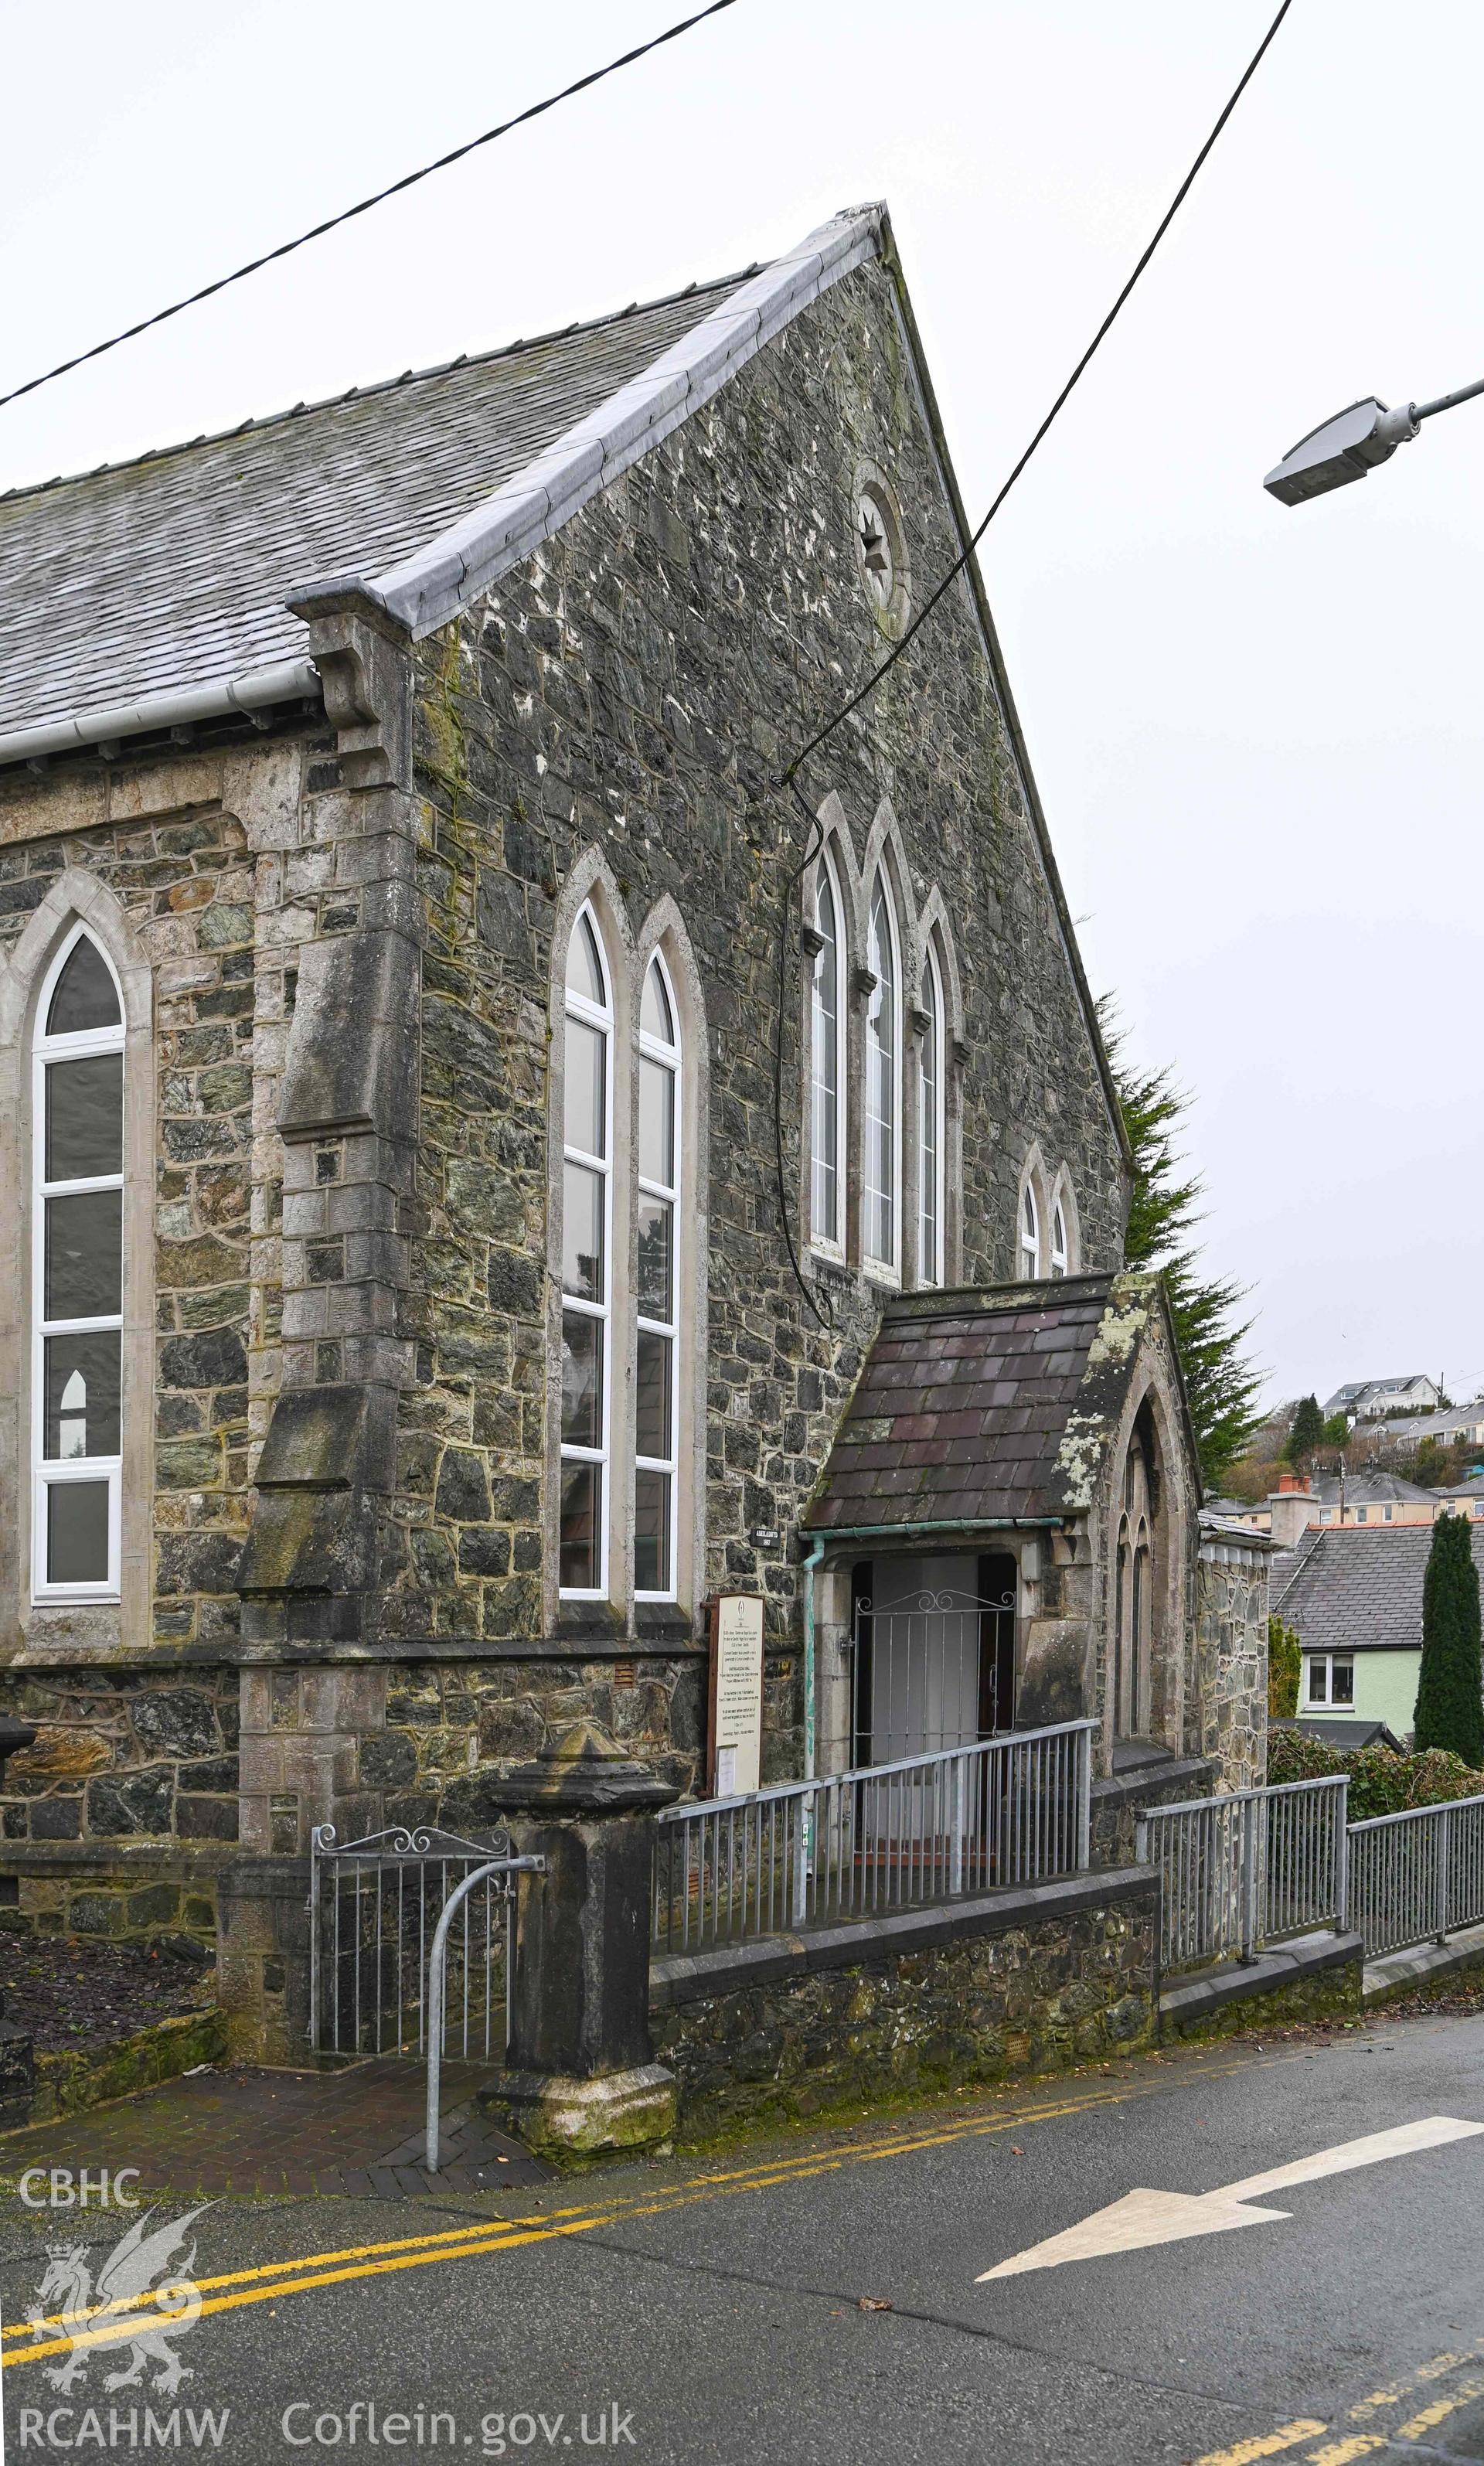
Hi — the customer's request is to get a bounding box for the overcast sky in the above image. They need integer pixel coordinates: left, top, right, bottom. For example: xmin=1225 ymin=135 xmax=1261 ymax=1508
xmin=3 ymin=0 xmax=1480 ymax=1412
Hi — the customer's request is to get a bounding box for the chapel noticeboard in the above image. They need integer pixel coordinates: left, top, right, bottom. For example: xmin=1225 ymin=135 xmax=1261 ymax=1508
xmin=708 ymin=1593 xmax=764 ymax=1797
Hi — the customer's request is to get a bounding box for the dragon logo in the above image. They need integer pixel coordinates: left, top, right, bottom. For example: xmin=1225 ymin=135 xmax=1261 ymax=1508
xmin=26 ymin=2205 xmax=208 ymax=2393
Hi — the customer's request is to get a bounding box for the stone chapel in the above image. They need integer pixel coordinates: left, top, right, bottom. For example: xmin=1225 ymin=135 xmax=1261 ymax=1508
xmin=0 ymin=205 xmax=1268 ymax=2048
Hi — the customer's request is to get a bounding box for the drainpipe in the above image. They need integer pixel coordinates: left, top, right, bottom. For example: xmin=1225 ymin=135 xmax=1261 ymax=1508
xmin=801 ymin=1535 xmax=827 ymax=1783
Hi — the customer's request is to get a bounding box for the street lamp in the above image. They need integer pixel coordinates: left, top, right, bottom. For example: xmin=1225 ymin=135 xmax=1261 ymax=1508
xmin=1264 ymin=376 xmax=1484 ymax=506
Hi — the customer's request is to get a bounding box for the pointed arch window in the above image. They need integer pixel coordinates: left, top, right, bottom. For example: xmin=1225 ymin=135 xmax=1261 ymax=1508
xmin=560 ymin=908 xmax=612 ymax=1596
xmin=809 ymin=851 xmax=846 ymax=1257
xmin=635 ymin=955 xmax=681 ymax=1598
xmin=1019 ymin=1182 xmax=1040 ymax=1280
xmin=1050 ymin=1201 xmax=1068 ymax=1279
xmin=918 ymin=948 xmax=945 ymax=1287
xmin=863 ymin=871 xmax=901 ymax=1273
xmin=32 ymin=927 xmax=125 ymax=1598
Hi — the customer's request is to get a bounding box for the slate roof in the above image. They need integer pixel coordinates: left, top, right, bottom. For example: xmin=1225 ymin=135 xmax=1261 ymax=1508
xmin=805 ymin=1273 xmax=1122 ymax=1532
xmin=1310 ymin=1472 xmax=1439 ymax=1506
xmin=1272 ymin=1522 xmax=1484 ymax=1655
xmin=1295 ymin=1716 xmax=1404 ymax=1752
xmin=0 ymin=274 xmax=751 ymax=741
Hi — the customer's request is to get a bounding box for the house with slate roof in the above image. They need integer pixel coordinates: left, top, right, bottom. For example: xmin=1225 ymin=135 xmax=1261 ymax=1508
xmin=1275 ymin=1522 xmax=1484 ymax=1743
xmin=0 ymin=204 xmax=1269 ymax=2050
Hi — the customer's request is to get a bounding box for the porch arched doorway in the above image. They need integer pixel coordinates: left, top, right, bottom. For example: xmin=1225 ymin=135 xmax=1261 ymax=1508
xmin=849 ymin=1551 xmax=1017 ymax=1765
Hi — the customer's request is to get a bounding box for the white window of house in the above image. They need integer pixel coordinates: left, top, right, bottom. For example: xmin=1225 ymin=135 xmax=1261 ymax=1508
xmin=863 ymin=871 xmax=900 ymax=1274
xmin=636 ymin=955 xmax=680 ymax=1599
xmin=917 ymin=946 xmax=944 ymax=1288
xmin=809 ymin=851 xmax=846 ymax=1257
xmin=1356 ymin=1507 xmax=1367 ymax=1523
xmin=560 ymin=907 xmax=612 ymax=1596
xmin=1050 ymin=1201 xmax=1068 ymax=1279
xmin=1305 ymin=1652 xmax=1355 ymax=1708
xmin=1019 ymin=1181 xmax=1040 ymax=1280
xmin=32 ymin=927 xmax=125 ymax=1599
xmin=1384 ymin=1504 xmax=1393 ymax=1521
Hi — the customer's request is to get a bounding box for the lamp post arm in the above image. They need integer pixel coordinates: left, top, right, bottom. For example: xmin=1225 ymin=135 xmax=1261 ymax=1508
xmin=1414 ymin=374 xmax=1484 ymax=424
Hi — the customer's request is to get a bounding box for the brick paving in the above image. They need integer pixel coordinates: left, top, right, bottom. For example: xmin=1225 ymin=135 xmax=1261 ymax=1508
xmin=0 ymin=2059 xmax=550 ymax=2199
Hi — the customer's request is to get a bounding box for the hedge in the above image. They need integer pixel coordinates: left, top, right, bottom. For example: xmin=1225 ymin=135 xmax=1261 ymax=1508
xmin=1268 ymin=1725 xmax=1484 ymax=1821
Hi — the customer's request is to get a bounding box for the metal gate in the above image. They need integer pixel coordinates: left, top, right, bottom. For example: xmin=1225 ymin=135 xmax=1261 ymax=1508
xmin=850 ymin=1584 xmax=1016 ymax=1763
xmin=308 ymin=1823 xmax=529 ymax=2059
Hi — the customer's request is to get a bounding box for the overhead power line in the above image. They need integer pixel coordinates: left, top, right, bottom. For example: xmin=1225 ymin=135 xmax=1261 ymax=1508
xmin=770 ymin=0 xmax=1295 ymax=1326
xmin=780 ymin=0 xmax=1295 ymax=789
xmin=0 ymin=0 xmax=740 ymax=416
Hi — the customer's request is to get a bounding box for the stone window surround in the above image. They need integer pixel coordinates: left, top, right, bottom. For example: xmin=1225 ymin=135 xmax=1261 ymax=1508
xmin=917 ymin=938 xmax=946 ymax=1287
xmin=807 ymin=838 xmax=849 ymax=1265
xmin=30 ymin=921 xmax=128 ymax=1603
xmin=545 ymin=851 xmax=709 ymax=1634
xmin=1100 ymin=1374 xmax=1188 ymax=1763
xmin=0 ymin=871 xmax=155 ymax=1655
xmin=862 ymin=863 xmax=904 ymax=1283
xmin=1016 ymin=1144 xmax=1081 ymax=1283
xmin=558 ymin=898 xmax=616 ymax=1603
xmin=798 ymin=791 xmax=964 ymax=1294
xmin=853 ymin=458 xmax=912 ymax=639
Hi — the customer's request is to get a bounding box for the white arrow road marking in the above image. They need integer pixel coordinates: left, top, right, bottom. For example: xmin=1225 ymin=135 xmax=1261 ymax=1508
xmin=977 ymin=2114 xmax=1484 ymax=2281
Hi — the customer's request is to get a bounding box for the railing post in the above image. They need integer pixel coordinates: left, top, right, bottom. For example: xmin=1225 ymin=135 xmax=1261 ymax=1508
xmin=950 ymin=1756 xmax=965 ymax=1897
xmin=1334 ymin=1778 xmax=1349 ymax=1934
xmin=308 ymin=1826 xmax=325 ymax=2052
xmin=1420 ymin=1814 xmax=1439 ymax=1943
xmin=791 ymin=1788 xmax=811 ymax=1926
xmin=1076 ymin=1726 xmax=1091 ymax=1873
xmin=1240 ymin=1795 xmax=1260 ymax=1964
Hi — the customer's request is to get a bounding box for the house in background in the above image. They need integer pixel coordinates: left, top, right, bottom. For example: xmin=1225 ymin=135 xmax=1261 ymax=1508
xmin=1376 ymin=1403 xmax=1484 ymax=1454
xmin=1232 ymin=1470 xmax=1448 ymax=1539
xmin=1325 ymin=1375 xmax=1441 ymax=1423
xmin=1271 ymin=1522 xmax=1484 ymax=1746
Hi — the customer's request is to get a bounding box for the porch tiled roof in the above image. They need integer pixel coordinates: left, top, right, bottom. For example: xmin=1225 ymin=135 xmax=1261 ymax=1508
xmin=805 ymin=1272 xmax=1117 ymax=1532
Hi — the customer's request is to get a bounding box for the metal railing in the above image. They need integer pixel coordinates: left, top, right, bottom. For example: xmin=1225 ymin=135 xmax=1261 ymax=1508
xmin=654 ymin=1718 xmax=1095 ymax=1955
xmin=1347 ymin=1793 xmax=1484 ymax=1959
xmin=1137 ymin=1776 xmax=1349 ymax=1974
xmin=309 ymin=1823 xmax=532 ymax=2059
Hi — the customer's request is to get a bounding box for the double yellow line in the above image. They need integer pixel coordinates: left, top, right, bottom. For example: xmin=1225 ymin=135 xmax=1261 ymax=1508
xmin=3 ymin=2059 xmax=1278 ymax=2372
xmin=1194 ymin=2341 xmax=1484 ymax=2464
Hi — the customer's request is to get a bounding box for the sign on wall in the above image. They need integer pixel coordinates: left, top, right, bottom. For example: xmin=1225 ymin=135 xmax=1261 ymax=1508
xmin=708 ymin=1593 xmax=764 ymax=1796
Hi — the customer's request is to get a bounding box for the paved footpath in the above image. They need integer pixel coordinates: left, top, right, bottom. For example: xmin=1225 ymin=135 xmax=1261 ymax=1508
xmin=4 ymin=2013 xmax=1484 ymax=2463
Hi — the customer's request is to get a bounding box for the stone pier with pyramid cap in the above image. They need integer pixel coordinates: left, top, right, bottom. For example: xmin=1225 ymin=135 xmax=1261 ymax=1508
xmin=478 ymin=1725 xmax=680 ymax=2161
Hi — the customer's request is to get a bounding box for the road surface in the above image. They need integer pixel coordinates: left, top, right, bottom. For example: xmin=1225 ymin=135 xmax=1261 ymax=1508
xmin=4 ymin=2010 xmax=1484 ymax=2464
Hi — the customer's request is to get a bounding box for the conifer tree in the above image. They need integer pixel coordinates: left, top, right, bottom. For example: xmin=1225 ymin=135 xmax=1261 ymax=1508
xmin=1288 ymin=1395 xmax=1325 ymax=1463
xmin=1414 ymin=1514 xmax=1484 ymax=1766
xmin=1098 ymin=1002 xmax=1263 ymax=1489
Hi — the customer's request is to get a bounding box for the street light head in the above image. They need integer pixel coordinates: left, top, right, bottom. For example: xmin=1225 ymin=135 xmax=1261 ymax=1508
xmin=1264 ymin=397 xmax=1418 ymax=506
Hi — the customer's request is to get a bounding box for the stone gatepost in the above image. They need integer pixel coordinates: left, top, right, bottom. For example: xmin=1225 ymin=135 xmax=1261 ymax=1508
xmin=479 ymin=1725 xmax=679 ymax=2161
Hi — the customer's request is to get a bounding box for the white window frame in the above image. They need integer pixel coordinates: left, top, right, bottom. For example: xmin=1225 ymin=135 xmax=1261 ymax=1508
xmin=1019 ymin=1181 xmax=1040 ymax=1280
xmin=808 ymin=847 xmax=848 ymax=1262
xmin=1050 ymin=1199 xmax=1068 ymax=1279
xmin=1304 ymin=1651 xmax=1355 ymax=1709
xmin=32 ymin=924 xmax=125 ymax=1603
xmin=917 ymin=945 xmax=945 ymax=1289
xmin=559 ymin=905 xmax=614 ymax=1601
xmin=635 ymin=954 xmax=681 ymax=1603
xmin=863 ymin=869 xmax=902 ymax=1279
